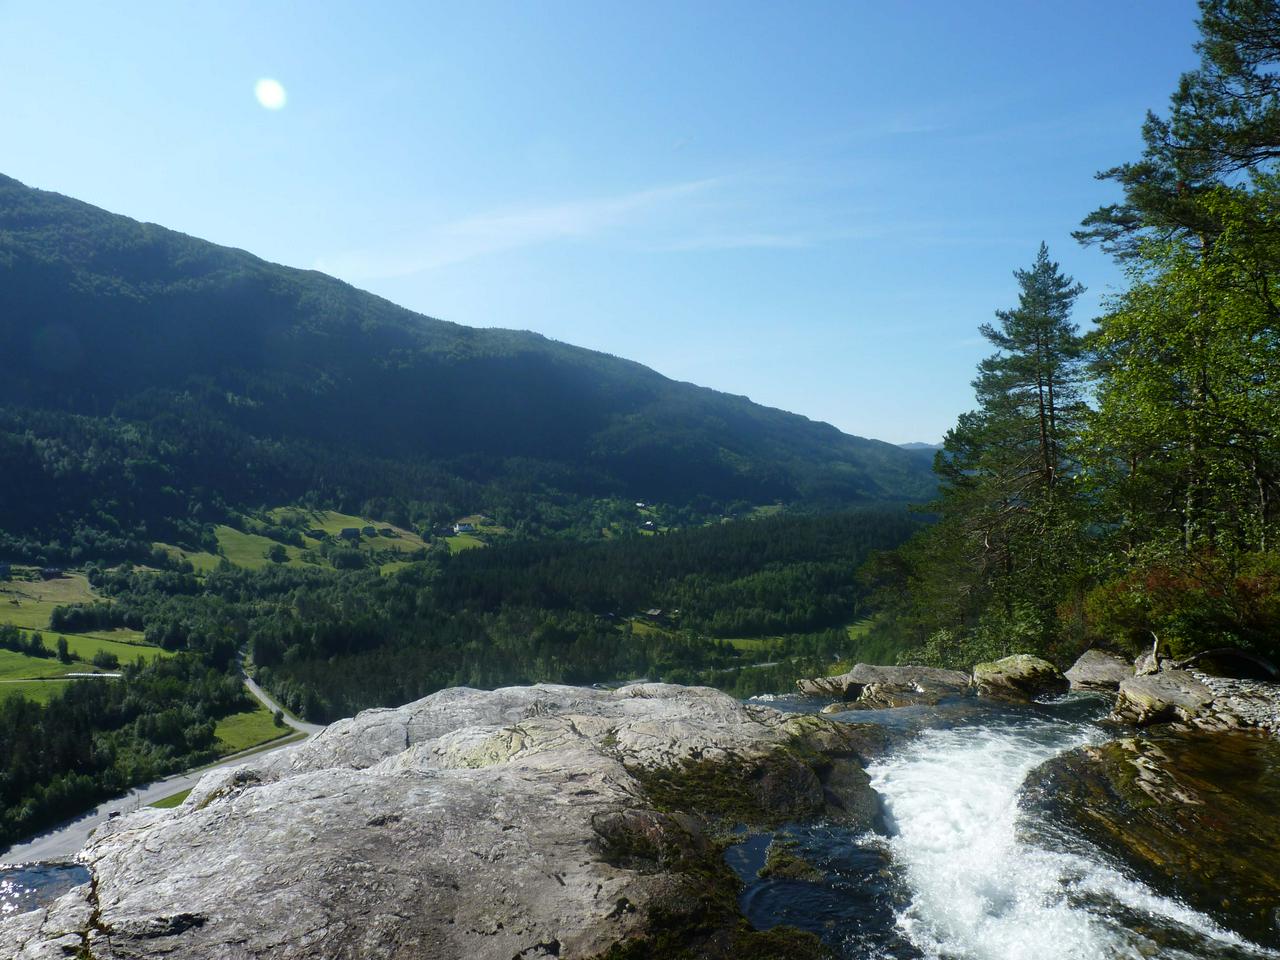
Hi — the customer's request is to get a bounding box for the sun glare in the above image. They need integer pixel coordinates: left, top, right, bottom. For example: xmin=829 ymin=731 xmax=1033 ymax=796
xmin=254 ymin=78 xmax=287 ymax=110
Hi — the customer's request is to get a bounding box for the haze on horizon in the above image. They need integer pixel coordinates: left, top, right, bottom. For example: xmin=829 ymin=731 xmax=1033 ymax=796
xmin=0 ymin=0 xmax=1200 ymax=444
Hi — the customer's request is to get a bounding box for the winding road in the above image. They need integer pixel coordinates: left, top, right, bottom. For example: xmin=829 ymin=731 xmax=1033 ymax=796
xmin=0 ymin=673 xmax=324 ymax=866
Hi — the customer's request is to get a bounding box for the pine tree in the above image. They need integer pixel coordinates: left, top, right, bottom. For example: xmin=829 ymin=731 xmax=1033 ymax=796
xmin=884 ymin=247 xmax=1089 ymax=665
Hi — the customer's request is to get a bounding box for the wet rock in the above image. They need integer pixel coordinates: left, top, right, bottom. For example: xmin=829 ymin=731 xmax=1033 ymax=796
xmin=796 ymin=663 xmax=970 ymax=705
xmin=757 ymin=838 xmax=824 ymax=883
xmin=0 ymin=683 xmax=863 ymax=960
xmin=972 ymin=654 xmax=1068 ymax=702
xmin=1111 ymin=670 xmax=1214 ymax=725
xmin=1064 ymin=649 xmax=1132 ymax=692
xmin=1024 ymin=729 xmax=1280 ymax=948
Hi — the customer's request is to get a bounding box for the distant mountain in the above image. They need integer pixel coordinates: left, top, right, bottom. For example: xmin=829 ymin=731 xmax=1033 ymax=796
xmin=897 ymin=442 xmax=942 ymax=451
xmin=0 ymin=173 xmax=934 ymax=556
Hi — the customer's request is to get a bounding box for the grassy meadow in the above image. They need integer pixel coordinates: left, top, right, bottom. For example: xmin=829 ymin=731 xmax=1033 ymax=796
xmin=213 ymin=704 xmax=290 ymax=754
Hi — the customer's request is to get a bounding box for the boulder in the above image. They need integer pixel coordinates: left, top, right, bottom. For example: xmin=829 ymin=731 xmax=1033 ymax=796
xmin=797 ymin=663 xmax=970 ymax=706
xmin=972 ymin=654 xmax=1068 ymax=702
xmin=1111 ymin=670 xmax=1214 ymax=725
xmin=0 ymin=683 xmax=870 ymax=960
xmin=1064 ymin=649 xmax=1132 ymax=691
xmin=1024 ymin=730 xmax=1280 ymax=948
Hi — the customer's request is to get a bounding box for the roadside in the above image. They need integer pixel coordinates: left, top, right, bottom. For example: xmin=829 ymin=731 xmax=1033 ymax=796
xmin=243 ymin=671 xmax=323 ymax=735
xmin=0 ymin=671 xmax=323 ymax=865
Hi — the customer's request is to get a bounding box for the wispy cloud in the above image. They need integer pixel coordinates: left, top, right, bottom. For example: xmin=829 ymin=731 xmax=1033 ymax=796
xmin=316 ymin=179 xmax=717 ymax=280
xmin=658 ymin=231 xmax=815 ymax=252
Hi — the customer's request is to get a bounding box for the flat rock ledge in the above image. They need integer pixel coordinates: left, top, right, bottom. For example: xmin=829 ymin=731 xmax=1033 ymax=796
xmin=797 ymin=663 xmax=971 ymax=709
xmin=1063 ymin=649 xmax=1132 ymax=692
xmin=0 ymin=683 xmax=882 ymax=960
xmin=972 ymin=654 xmax=1068 ymax=703
xmin=1024 ymin=729 xmax=1280 ymax=948
xmin=1111 ymin=669 xmax=1280 ymax=733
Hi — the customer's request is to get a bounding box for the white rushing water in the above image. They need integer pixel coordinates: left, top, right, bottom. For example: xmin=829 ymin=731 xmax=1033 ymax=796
xmin=864 ymin=710 xmax=1278 ymax=960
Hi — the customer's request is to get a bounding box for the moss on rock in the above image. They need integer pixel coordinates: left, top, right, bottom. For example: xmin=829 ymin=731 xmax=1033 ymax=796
xmin=1024 ymin=729 xmax=1280 ymax=948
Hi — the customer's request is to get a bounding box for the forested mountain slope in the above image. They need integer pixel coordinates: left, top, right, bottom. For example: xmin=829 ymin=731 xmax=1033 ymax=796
xmin=0 ymin=173 xmax=932 ymax=558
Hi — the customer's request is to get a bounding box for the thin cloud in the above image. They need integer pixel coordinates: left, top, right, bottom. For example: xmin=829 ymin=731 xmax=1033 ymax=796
xmin=316 ymin=179 xmax=717 ymax=280
xmin=660 ymin=232 xmax=815 ymax=252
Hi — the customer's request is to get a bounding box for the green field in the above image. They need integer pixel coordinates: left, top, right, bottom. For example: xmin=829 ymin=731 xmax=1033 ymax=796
xmin=62 ymin=631 xmax=170 ymax=664
xmin=445 ymin=534 xmax=485 ymax=553
xmin=0 ymin=648 xmax=90 ymax=681
xmin=272 ymin=509 xmax=429 ymax=553
xmin=214 ymin=524 xmax=308 ymax=570
xmin=213 ymin=705 xmax=290 ymax=754
xmin=9 ymin=627 xmax=170 ymax=665
xmin=150 ymin=787 xmax=192 ymax=809
xmin=0 ymin=679 xmax=76 ymax=703
xmin=0 ymin=573 xmax=96 ymax=629
xmin=152 ymin=542 xmax=222 ymax=573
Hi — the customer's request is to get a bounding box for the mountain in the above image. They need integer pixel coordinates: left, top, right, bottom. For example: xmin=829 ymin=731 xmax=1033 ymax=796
xmin=0 ymin=173 xmax=933 ymax=556
xmin=897 ymin=442 xmax=942 ymax=451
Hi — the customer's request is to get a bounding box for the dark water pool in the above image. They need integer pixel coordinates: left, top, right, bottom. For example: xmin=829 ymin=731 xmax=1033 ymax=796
xmin=0 ymin=863 xmax=90 ymax=919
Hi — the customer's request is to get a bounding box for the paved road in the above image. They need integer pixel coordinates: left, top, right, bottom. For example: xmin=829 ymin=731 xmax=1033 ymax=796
xmin=1 ymin=673 xmax=323 ymax=865
xmin=243 ymin=673 xmax=323 ymax=736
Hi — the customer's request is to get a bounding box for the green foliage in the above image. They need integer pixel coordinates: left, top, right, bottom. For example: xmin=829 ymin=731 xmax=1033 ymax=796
xmin=882 ymin=5 xmax=1280 ymax=670
xmin=0 ymin=655 xmax=251 ymax=847
xmin=871 ymin=246 xmax=1091 ymax=664
xmin=63 ymin=509 xmax=912 ymax=722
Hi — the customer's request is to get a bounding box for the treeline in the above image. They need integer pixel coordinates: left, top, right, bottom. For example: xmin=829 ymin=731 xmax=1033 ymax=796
xmin=57 ymin=509 xmax=913 ymax=722
xmin=0 ymin=656 xmax=250 ymax=848
xmin=871 ymin=1 xmax=1280 ymax=669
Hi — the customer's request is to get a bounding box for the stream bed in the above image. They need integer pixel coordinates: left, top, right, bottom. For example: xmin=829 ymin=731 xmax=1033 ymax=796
xmin=738 ymin=692 xmax=1280 ymax=959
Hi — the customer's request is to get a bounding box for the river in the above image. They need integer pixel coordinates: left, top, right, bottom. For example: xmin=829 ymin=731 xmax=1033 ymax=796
xmin=732 ymin=692 xmax=1279 ymax=959
xmin=3 ymin=692 xmax=1276 ymax=958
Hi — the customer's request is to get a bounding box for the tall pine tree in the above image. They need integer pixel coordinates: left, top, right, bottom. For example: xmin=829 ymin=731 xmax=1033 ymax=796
xmin=880 ymin=246 xmax=1088 ymax=666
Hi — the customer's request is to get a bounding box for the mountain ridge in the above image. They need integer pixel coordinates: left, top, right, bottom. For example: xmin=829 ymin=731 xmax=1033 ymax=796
xmin=0 ymin=172 xmax=933 ymax=554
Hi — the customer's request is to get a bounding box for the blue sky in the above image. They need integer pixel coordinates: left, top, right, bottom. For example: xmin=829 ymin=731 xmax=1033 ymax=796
xmin=1 ymin=1 xmax=1201 ymax=443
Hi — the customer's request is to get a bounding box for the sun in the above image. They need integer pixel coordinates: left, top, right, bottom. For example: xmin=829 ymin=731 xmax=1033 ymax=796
xmin=254 ymin=78 xmax=287 ymax=111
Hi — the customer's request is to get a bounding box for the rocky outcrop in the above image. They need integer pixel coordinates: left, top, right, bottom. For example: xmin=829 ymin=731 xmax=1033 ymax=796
xmin=1063 ymin=649 xmax=1132 ymax=691
xmin=1024 ymin=729 xmax=1280 ymax=948
xmin=0 ymin=683 xmax=880 ymax=960
xmin=1111 ymin=667 xmax=1280 ymax=734
xmin=972 ymin=654 xmax=1068 ymax=702
xmin=797 ymin=663 xmax=971 ymax=708
xmin=1110 ymin=670 xmax=1215 ymax=725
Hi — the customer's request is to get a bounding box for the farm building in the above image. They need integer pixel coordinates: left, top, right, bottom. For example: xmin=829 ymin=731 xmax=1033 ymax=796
xmin=362 ymin=526 xmax=377 ymax=537
xmin=453 ymin=522 xmax=475 ymax=534
xmin=339 ymin=528 xmax=360 ymax=541
xmin=40 ymin=567 xmax=65 ymax=580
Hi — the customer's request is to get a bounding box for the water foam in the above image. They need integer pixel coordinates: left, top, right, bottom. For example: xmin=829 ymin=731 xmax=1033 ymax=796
xmin=864 ymin=712 xmax=1278 ymax=960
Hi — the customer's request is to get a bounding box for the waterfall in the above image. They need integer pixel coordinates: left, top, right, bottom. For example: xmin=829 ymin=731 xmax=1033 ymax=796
xmin=864 ymin=707 xmax=1277 ymax=960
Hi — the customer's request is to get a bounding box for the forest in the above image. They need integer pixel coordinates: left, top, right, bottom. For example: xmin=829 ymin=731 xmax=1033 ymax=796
xmin=0 ymin=507 xmax=913 ymax=845
xmin=868 ymin=1 xmax=1280 ymax=671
